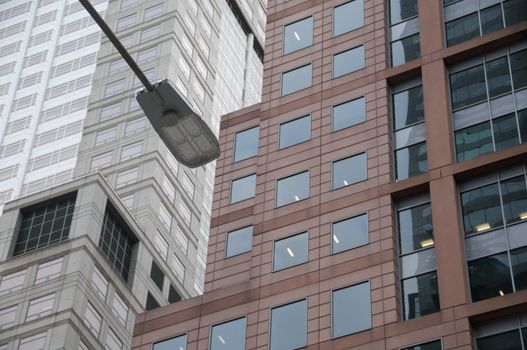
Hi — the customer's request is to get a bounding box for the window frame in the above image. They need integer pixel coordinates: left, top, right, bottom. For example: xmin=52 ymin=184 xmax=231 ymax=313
xmin=272 ymin=231 xmax=309 ymax=272
xmin=281 ymin=63 xmax=313 ymax=96
xmin=268 ymin=298 xmax=308 ymax=350
xmin=332 ymin=0 xmax=365 ymax=37
xmin=275 ymin=170 xmax=310 ymax=207
xmin=332 ymin=45 xmax=365 ymax=78
xmin=330 ymin=212 xmax=369 ymax=254
xmin=225 ymin=225 xmax=253 ymax=258
xmin=282 ymin=16 xmax=314 ymax=55
xmin=230 ymin=173 xmax=257 ymax=204
xmin=233 ymin=126 xmax=259 ymax=162
xmin=208 ymin=316 xmax=247 ymax=350
xmin=278 ymin=114 xmax=312 ymax=149
xmin=331 ymin=152 xmax=368 ymax=190
xmin=330 ymin=280 xmax=372 ymax=339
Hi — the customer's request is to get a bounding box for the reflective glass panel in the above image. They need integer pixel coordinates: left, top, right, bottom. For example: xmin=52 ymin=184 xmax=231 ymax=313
xmin=282 ymin=64 xmax=312 ymax=96
xmin=480 ymin=4 xmax=504 ymax=35
xmin=332 ymin=214 xmax=368 ymax=254
xmin=270 ymin=300 xmax=307 ymax=350
xmin=393 ymin=85 xmax=424 ymax=130
xmin=273 ymin=232 xmax=308 ymax=271
xmin=468 ymin=253 xmax=513 ymax=301
xmin=153 ymin=334 xmax=187 ymax=350
xmin=332 ymin=97 xmax=366 ymax=131
xmin=332 ymin=282 xmax=371 ymax=338
xmin=398 ymin=203 xmax=433 ymax=255
xmin=510 ymin=49 xmax=527 ymax=90
xmin=486 ymin=56 xmax=512 ymax=98
xmin=234 ymin=126 xmax=259 ymax=162
xmin=493 ymin=114 xmax=519 ymax=151
xmin=279 ymin=115 xmax=311 ymax=149
xmin=333 ymin=0 xmax=364 ymax=36
xmin=461 ymin=182 xmax=503 ymax=235
xmin=511 ymin=246 xmax=527 ymax=291
xmin=390 ymin=0 xmax=418 ymax=24
xmin=284 ymin=17 xmax=313 ymax=54
xmin=210 ymin=317 xmax=246 ymax=350
xmin=332 ymin=153 xmax=367 ymax=189
xmin=402 ymin=271 xmax=440 ymax=320
xmin=519 ymin=109 xmax=527 ymax=143
xmin=391 ymin=34 xmax=420 ymax=67
xmin=226 ymin=226 xmax=253 ymax=257
xmin=402 ymin=340 xmax=442 ymax=350
xmin=276 ymin=171 xmax=309 ymax=207
xmin=450 ymin=64 xmax=486 ymax=110
xmin=333 ymin=46 xmax=365 ymax=78
xmin=396 ymin=142 xmax=428 ymax=180
xmin=231 ymin=174 xmax=256 ymax=204
xmin=446 ymin=13 xmax=480 ymax=47
xmin=504 ymin=0 xmax=527 ymax=27
xmin=500 ymin=176 xmax=527 ymax=225
xmin=455 ymin=121 xmax=493 ymax=162
xmin=477 ymin=329 xmax=522 ymax=350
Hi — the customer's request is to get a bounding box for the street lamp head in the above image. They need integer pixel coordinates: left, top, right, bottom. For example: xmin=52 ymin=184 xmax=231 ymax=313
xmin=136 ymin=79 xmax=220 ymax=168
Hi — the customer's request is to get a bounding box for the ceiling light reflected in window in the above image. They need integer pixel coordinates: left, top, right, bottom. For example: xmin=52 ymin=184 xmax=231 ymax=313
xmin=287 ymin=247 xmax=294 ymax=257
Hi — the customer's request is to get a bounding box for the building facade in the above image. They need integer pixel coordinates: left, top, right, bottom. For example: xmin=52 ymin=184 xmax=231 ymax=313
xmin=132 ymin=0 xmax=527 ymax=349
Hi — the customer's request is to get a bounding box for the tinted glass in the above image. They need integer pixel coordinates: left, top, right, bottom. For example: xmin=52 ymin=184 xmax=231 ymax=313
xmin=493 ymin=114 xmax=519 ymax=151
xmin=390 ymin=0 xmax=418 ymax=23
xmin=146 ymin=293 xmax=160 ymax=310
xmin=402 ymin=340 xmax=442 ymax=350
xmin=500 ymin=176 xmax=527 ymax=225
xmin=226 ymin=226 xmax=253 ymax=257
xmin=168 ymin=285 xmax=181 ymax=303
xmin=398 ymin=203 xmax=433 ymax=255
xmin=511 ymin=246 xmax=527 ymax=291
xmin=333 ymin=0 xmax=364 ymax=36
xmin=279 ymin=115 xmax=311 ymax=149
xmin=276 ymin=171 xmax=310 ymax=207
xmin=519 ymin=109 xmax=527 ymax=143
xmin=391 ymin=34 xmax=420 ymax=67
xmin=455 ymin=121 xmax=493 ymax=162
xmin=461 ymin=183 xmax=503 ymax=235
xmin=396 ymin=142 xmax=428 ymax=180
xmin=393 ymin=85 xmax=424 ymax=130
xmin=510 ymin=49 xmax=527 ymax=90
xmin=402 ymin=271 xmax=440 ymax=320
xmin=234 ymin=126 xmax=259 ymax=162
xmin=332 ymin=282 xmax=371 ymax=338
xmin=333 ymin=97 xmax=366 ymax=131
xmin=231 ymin=174 xmax=256 ymax=204
xmin=270 ymin=300 xmax=307 ymax=350
xmin=273 ymin=232 xmax=308 ymax=271
xmin=477 ymin=329 xmax=522 ymax=350
xmin=446 ymin=13 xmax=480 ymax=47
xmin=210 ymin=317 xmax=246 ymax=350
xmin=332 ymin=214 xmax=368 ymax=254
xmin=504 ymin=0 xmax=527 ymax=27
xmin=468 ymin=253 xmax=513 ymax=301
xmin=332 ymin=153 xmax=367 ymax=189
xmin=486 ymin=57 xmax=512 ymax=98
xmin=282 ymin=64 xmax=312 ymax=96
xmin=450 ymin=64 xmax=486 ymax=110
xmin=284 ymin=17 xmax=313 ymax=54
xmin=480 ymin=4 xmax=504 ymax=35
xmin=333 ymin=46 xmax=365 ymax=77
xmin=153 ymin=334 xmax=187 ymax=350
xmin=150 ymin=261 xmax=164 ymax=290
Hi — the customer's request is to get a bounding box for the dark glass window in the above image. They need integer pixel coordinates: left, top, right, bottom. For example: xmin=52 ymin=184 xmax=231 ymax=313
xmin=480 ymin=4 xmax=504 ymax=35
xmin=510 ymin=49 xmax=527 ymax=90
xmin=501 ymin=176 xmax=527 ymax=225
xmin=283 ymin=17 xmax=313 ymax=54
xmin=398 ymin=202 xmax=433 ymax=255
xmin=332 ymin=282 xmax=371 ymax=338
xmin=391 ymin=34 xmax=420 ymax=67
xmin=282 ymin=64 xmax=312 ymax=96
xmin=333 ymin=46 xmax=365 ymax=78
xmin=273 ymin=232 xmax=308 ymax=271
xmin=486 ymin=56 xmax=512 ymax=98
xmin=333 ymin=0 xmax=364 ymax=36
xmin=276 ymin=171 xmax=309 ymax=207
xmin=332 ymin=97 xmax=366 ymax=131
xmin=503 ymin=0 xmax=527 ymax=27
xmin=402 ymin=340 xmax=442 ymax=350
xmin=98 ymin=203 xmax=138 ymax=281
xmin=477 ymin=329 xmax=522 ymax=350
xmin=469 ymin=252 xmax=513 ymax=301
xmin=396 ymin=142 xmax=428 ymax=180
xmin=14 ymin=193 xmax=76 ymax=256
xmin=393 ymin=85 xmax=424 ymax=130
xmin=461 ymin=182 xmax=503 ymax=235
xmin=279 ymin=115 xmax=311 ymax=149
xmin=455 ymin=121 xmax=493 ymax=162
xmin=234 ymin=126 xmax=259 ymax=162
xmin=519 ymin=109 xmax=527 ymax=142
xmin=210 ymin=317 xmax=246 ymax=350
xmin=332 ymin=153 xmax=367 ymax=189
xmin=270 ymin=300 xmax=307 ymax=350
xmin=332 ymin=214 xmax=368 ymax=254
xmin=226 ymin=226 xmax=253 ymax=258
xmin=230 ymin=174 xmax=256 ymax=204
xmin=168 ymin=285 xmax=181 ymax=303
xmin=145 ymin=292 xmax=160 ymax=311
xmin=153 ymin=334 xmax=187 ymax=350
xmin=511 ymin=246 xmax=527 ymax=291
xmin=402 ymin=271 xmax=440 ymax=319
xmin=450 ymin=64 xmax=486 ymax=110
xmin=150 ymin=261 xmax=164 ymax=290
xmin=446 ymin=13 xmax=480 ymax=47
xmin=494 ymin=114 xmax=519 ymax=151
xmin=390 ymin=0 xmax=418 ymax=23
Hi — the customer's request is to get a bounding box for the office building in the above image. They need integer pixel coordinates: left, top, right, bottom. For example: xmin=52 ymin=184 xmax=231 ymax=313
xmin=133 ymin=0 xmax=527 ymax=349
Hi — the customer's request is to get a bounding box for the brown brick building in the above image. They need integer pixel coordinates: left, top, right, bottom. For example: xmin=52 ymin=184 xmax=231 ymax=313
xmin=132 ymin=0 xmax=527 ymax=349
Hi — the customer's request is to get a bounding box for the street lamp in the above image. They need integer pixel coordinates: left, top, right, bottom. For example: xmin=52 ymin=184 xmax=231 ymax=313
xmin=78 ymin=0 xmax=220 ymax=168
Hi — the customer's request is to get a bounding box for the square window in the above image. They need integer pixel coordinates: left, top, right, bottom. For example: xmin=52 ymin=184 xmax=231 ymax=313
xmin=153 ymin=334 xmax=187 ymax=350
xmin=402 ymin=271 xmax=440 ymax=319
xmin=0 ymin=305 xmax=17 ymax=330
xmin=468 ymin=253 xmax=513 ymax=301
xmin=276 ymin=171 xmax=309 ymax=207
xmin=281 ymin=64 xmax=312 ymax=96
xmin=279 ymin=115 xmax=311 ymax=149
xmin=234 ymin=126 xmax=259 ymax=162
xmin=332 ymin=97 xmax=365 ymax=131
xmin=395 ymin=141 xmax=428 ymax=180
xmin=333 ymin=46 xmax=365 ymax=78
xmin=332 ymin=153 xmax=367 ymax=189
xmin=26 ymin=293 xmax=55 ymax=321
xmin=391 ymin=33 xmax=420 ymax=67
xmin=332 ymin=214 xmax=368 ymax=254
xmin=393 ymin=85 xmax=424 ymax=130
xmin=332 ymin=281 xmax=371 ymax=338
xmin=390 ymin=0 xmax=418 ymax=24
xmin=230 ymin=174 xmax=256 ymax=204
xmin=35 ymin=257 xmax=63 ymax=284
xmin=333 ymin=0 xmax=364 ymax=36
xmin=270 ymin=300 xmax=307 ymax=350
xmin=210 ymin=317 xmax=246 ymax=350
xmin=283 ymin=17 xmax=313 ymax=54
xmin=226 ymin=226 xmax=253 ymax=258
xmin=273 ymin=232 xmax=308 ymax=271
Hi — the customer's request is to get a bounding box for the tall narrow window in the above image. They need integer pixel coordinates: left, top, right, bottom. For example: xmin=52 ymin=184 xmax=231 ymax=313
xmin=390 ymin=0 xmax=420 ymax=66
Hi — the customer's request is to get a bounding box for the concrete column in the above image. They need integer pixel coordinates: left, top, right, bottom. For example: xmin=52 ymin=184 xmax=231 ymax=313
xmin=418 ymin=0 xmax=445 ymax=56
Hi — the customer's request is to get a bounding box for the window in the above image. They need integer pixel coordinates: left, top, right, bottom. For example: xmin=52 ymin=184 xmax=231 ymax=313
xmin=279 ymin=115 xmax=311 ymax=149
xmin=392 ymin=81 xmax=427 ymax=180
xmin=444 ymin=0 xmax=527 ymax=47
xmin=153 ymin=334 xmax=187 ymax=350
xmin=154 ymin=231 xmax=169 ymax=260
xmin=403 ymin=340 xmax=442 ymax=350
xmin=18 ymin=332 xmax=47 ymax=350
xmin=125 ymin=117 xmax=147 ymax=136
xmin=450 ymin=46 xmax=527 ymax=162
xmin=116 ymin=167 xmax=139 ymax=187
xmin=104 ymin=79 xmax=126 ymax=97
xmin=98 ymin=203 xmax=138 ymax=281
xmin=144 ymin=3 xmax=163 ymax=20
xmin=146 ymin=292 xmax=160 ymax=310
xmin=0 ymin=269 xmax=26 ymax=295
xmin=390 ymin=0 xmax=420 ymax=66
xmin=276 ymin=171 xmax=309 ymax=207
xmin=332 ymin=97 xmax=365 ymax=131
xmin=100 ymin=103 xmax=121 ymax=121
xmin=210 ymin=317 xmax=246 ymax=350
xmin=234 ymin=126 xmax=259 ymax=162
xmin=112 ymin=293 xmax=128 ymax=326
xmin=333 ymin=0 xmax=364 ymax=36
xmin=26 ymin=293 xmax=55 ymax=321
xmin=281 ymin=64 xmax=312 ymax=96
xmin=169 ymin=285 xmax=181 ymax=303
xmin=461 ymin=166 xmax=527 ymax=301
xmin=105 ymin=328 xmax=122 ymax=350
xmin=14 ymin=193 xmax=76 ymax=256
xmin=84 ymin=303 xmax=102 ymax=337
xmin=0 ymin=305 xmax=17 ymax=329
xmin=150 ymin=260 xmax=164 ymax=290
xmin=273 ymin=232 xmax=308 ymax=271
xmin=332 ymin=281 xmax=371 ymax=337
xmin=230 ymin=174 xmax=256 ymax=204
xmin=333 ymin=46 xmax=365 ymax=78
xmin=226 ymin=226 xmax=253 ymax=257
xmin=283 ymin=17 xmax=313 ymax=54
xmin=171 ymin=254 xmax=186 ymax=282
xmin=95 ymin=127 xmax=117 ymax=145
xmin=332 ymin=153 xmax=367 ymax=189
xmin=90 ymin=267 xmax=108 ymax=300
xmin=398 ymin=196 xmax=439 ymax=319
xmin=141 ymin=25 xmax=161 ymax=42
xmin=332 ymin=214 xmax=368 ymax=253
xmin=35 ymin=257 xmax=63 ymax=284
xmin=269 ymin=300 xmax=307 ymax=350
xmin=91 ymin=152 xmax=113 ymax=171
xmin=120 ymin=141 xmax=143 ymax=161
xmin=116 ymin=13 xmax=137 ymax=31
xmin=474 ymin=315 xmax=527 ymax=350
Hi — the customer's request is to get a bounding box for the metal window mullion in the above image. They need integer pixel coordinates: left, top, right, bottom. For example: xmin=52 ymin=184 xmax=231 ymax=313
xmin=48 ymin=201 xmax=59 ymax=246
xmin=496 ymin=174 xmax=517 ymax=292
xmin=504 ymin=46 xmax=523 ymax=143
xmin=481 ymin=60 xmax=498 ymax=151
xmin=477 ymin=0 xmax=484 ymax=37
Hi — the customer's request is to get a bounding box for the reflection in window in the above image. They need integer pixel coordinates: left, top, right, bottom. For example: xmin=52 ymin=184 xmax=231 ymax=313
xmin=226 ymin=226 xmax=253 ymax=257
xmin=332 ymin=97 xmax=365 ymax=131
xmin=402 ymin=339 xmax=442 ymax=350
xmin=402 ymin=272 xmax=440 ymax=319
xmin=332 ymin=153 xmax=367 ymax=189
xmin=270 ymin=300 xmax=307 ymax=350
xmin=333 ymin=0 xmax=364 ymax=36
xmin=273 ymin=232 xmax=308 ymax=271
xmin=210 ymin=317 xmax=246 ymax=350
xmin=153 ymin=334 xmax=187 ymax=350
xmin=282 ymin=64 xmax=312 ymax=96
xmin=283 ymin=17 xmax=313 ymax=54
xmin=333 ymin=46 xmax=365 ymax=78
xmin=230 ymin=174 xmax=256 ymax=204
xmin=279 ymin=115 xmax=311 ymax=149
xmin=276 ymin=171 xmax=309 ymax=207
xmin=332 ymin=214 xmax=368 ymax=254
xmin=332 ymin=282 xmax=371 ymax=337
xmin=390 ymin=0 xmax=420 ymax=66
xmin=234 ymin=126 xmax=259 ymax=162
